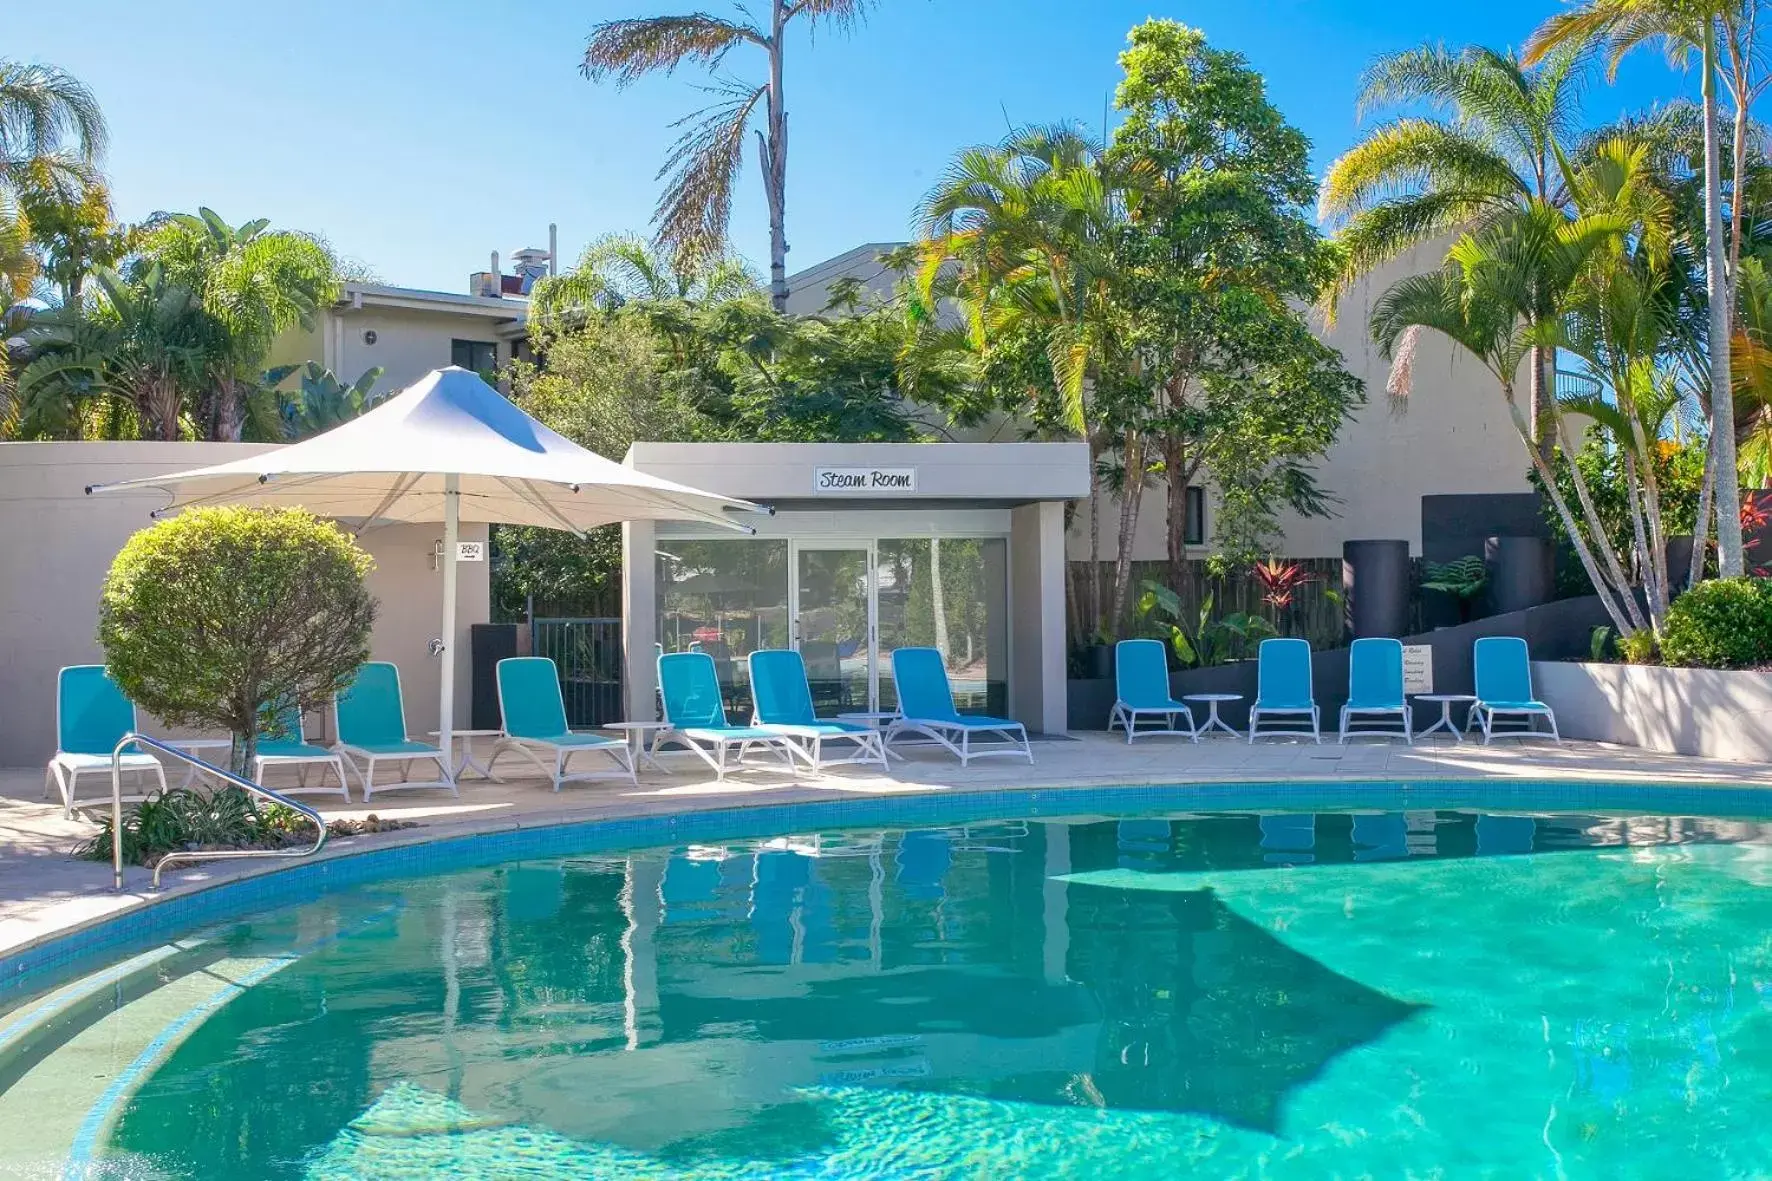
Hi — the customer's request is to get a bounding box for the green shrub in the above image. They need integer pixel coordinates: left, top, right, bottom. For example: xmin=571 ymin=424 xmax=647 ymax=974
xmin=1660 ymin=578 xmax=1772 ymax=669
xmin=98 ymin=506 xmax=377 ymax=773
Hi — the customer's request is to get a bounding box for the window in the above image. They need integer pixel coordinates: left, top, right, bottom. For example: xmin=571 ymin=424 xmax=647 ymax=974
xmin=1185 ymin=486 xmax=1206 ymax=546
xmin=451 ymin=339 xmax=497 ymax=374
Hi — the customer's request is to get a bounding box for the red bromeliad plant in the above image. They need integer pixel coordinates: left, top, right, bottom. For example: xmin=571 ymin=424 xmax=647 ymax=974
xmin=1250 ymin=558 xmax=1317 ymax=626
xmin=1744 ymin=496 xmax=1772 ymax=578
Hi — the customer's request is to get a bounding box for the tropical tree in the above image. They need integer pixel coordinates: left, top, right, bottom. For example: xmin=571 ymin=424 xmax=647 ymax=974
xmin=134 ymin=208 xmax=339 ymax=441
xmin=1321 ymin=43 xmax=1586 ymax=458
xmin=911 ymin=124 xmax=1127 ymax=634
xmin=1524 ymin=0 xmax=1758 ymax=576
xmin=1372 ymin=201 xmax=1650 ymax=635
xmin=580 ymin=0 xmax=874 ymax=311
xmin=1 ymin=62 xmax=107 ymax=288
xmin=17 ymin=264 xmax=207 ymax=440
xmin=1108 ymin=19 xmax=1363 ymax=593
xmin=16 ymin=161 xmax=133 ymax=306
xmin=530 ymin=232 xmax=759 ymax=324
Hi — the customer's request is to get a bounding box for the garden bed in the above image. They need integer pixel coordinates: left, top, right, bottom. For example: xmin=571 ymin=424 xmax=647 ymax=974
xmin=1533 ymin=661 xmax=1772 ymax=763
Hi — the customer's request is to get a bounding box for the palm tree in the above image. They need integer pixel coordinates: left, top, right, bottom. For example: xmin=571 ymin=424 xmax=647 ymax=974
xmin=135 ymin=208 xmax=339 ymax=441
xmin=1524 ymin=0 xmax=1755 ymax=576
xmin=912 ymin=125 xmax=1128 ymax=632
xmin=1373 ymin=201 xmax=1647 ymax=635
xmin=1 ymin=62 xmax=107 ymax=299
xmin=530 ymin=232 xmax=759 ymax=324
xmin=18 ymin=264 xmax=207 ymax=440
xmin=1320 ymin=44 xmax=1586 ymax=459
xmin=581 ymin=1 xmax=874 ymax=313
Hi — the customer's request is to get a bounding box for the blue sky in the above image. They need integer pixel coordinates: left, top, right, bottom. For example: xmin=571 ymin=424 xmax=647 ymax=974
xmin=23 ymin=0 xmax=1696 ymax=293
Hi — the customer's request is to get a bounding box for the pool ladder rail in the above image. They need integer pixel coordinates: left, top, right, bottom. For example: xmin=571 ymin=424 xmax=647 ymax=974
xmin=110 ymin=733 xmax=329 ymax=892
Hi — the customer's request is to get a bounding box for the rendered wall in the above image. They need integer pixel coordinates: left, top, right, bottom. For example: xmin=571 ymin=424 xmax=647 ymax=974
xmin=0 ymin=442 xmax=489 ymax=767
xmin=1534 ymin=662 xmax=1772 ymax=763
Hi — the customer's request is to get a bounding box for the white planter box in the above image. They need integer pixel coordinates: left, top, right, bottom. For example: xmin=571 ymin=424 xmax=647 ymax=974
xmin=1534 ymin=661 xmax=1772 ymax=763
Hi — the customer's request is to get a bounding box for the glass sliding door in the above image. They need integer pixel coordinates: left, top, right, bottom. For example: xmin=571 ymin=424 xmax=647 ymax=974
xmin=656 ymin=539 xmax=789 ymax=720
xmin=793 ymin=546 xmax=873 ymax=713
xmin=875 ymin=537 xmax=1008 ymax=716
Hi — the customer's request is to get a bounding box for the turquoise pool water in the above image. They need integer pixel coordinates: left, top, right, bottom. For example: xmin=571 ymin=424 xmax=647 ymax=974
xmin=7 ymin=805 xmax=1772 ymax=1177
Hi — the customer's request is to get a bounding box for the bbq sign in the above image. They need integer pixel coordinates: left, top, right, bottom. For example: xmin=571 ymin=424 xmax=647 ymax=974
xmin=813 ymin=467 xmax=917 ymax=494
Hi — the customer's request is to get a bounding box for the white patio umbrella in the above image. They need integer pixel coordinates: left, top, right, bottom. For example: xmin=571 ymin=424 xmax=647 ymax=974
xmin=88 ymin=366 xmax=760 ymax=770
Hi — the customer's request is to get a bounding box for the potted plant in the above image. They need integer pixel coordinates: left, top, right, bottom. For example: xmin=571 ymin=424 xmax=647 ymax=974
xmin=1420 ymin=555 xmax=1488 ymax=625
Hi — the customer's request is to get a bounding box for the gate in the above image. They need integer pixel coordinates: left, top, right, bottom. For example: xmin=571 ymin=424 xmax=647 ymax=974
xmin=529 ymin=617 xmax=624 ymax=728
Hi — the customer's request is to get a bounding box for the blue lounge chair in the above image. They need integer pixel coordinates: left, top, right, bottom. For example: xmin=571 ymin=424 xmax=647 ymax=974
xmin=46 ymin=665 xmax=168 ymax=818
xmin=490 ymin=657 xmax=636 ymax=790
xmin=1108 ymin=639 xmax=1198 ymax=744
xmin=332 ymin=662 xmax=458 ymax=801
xmin=748 ymin=649 xmax=888 ymax=772
xmin=1471 ymin=636 xmax=1560 ymax=743
xmin=885 ymin=647 xmax=1033 ymax=766
xmin=657 ymin=651 xmax=798 ymax=780
xmin=1248 ymin=638 xmax=1321 ymax=743
xmin=1338 ymin=638 xmax=1412 ymax=744
xmin=253 ymin=704 xmax=351 ymax=799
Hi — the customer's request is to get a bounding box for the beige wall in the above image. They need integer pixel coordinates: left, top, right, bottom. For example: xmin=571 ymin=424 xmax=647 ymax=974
xmin=267 ymin=298 xmax=524 ymax=399
xmin=0 ymin=442 xmax=489 ymax=767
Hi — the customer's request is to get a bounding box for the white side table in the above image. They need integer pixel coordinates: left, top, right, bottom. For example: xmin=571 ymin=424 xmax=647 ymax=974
xmin=1183 ymin=694 xmax=1243 ymax=738
xmin=605 ymin=721 xmax=673 ymax=774
xmin=163 ymin=738 xmax=234 ymax=788
xmin=1413 ymin=694 xmax=1477 ymax=742
xmin=838 ymin=711 xmax=905 ymax=760
xmin=427 ymin=729 xmax=504 ymax=781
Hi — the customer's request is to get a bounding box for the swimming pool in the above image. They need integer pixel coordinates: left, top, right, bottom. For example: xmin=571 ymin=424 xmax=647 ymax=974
xmin=5 ymin=790 xmax=1772 ymax=1177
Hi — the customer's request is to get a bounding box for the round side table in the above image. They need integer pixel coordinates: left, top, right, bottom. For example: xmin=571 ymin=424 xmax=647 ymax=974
xmin=604 ymin=721 xmax=673 ymax=773
xmin=1183 ymin=693 xmax=1244 ymax=738
xmin=837 ymin=711 xmax=905 ymax=760
xmin=1412 ymin=694 xmax=1477 ymax=742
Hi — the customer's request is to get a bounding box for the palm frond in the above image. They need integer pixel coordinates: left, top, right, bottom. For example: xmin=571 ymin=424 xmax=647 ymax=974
xmin=1320 ymin=118 xmax=1526 ymax=223
xmin=580 ymin=15 xmax=762 ymax=88
xmin=789 ymin=0 xmax=876 ymax=34
xmin=0 ymin=61 xmax=108 ymax=164
xmin=651 ymin=81 xmax=769 ymax=267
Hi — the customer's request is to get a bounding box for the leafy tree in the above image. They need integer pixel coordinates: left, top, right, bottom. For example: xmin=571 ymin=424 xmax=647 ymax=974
xmin=243 ymin=361 xmax=385 ymax=442
xmin=531 ymin=232 xmax=759 ymax=319
xmin=1107 ymin=20 xmax=1363 ymax=592
xmin=98 ymin=507 xmax=377 ymax=774
xmin=1525 ymin=0 xmax=1757 ymax=576
xmin=580 ymin=0 xmax=875 ymax=311
xmin=0 ymin=60 xmax=107 ymax=298
xmin=1320 ymin=43 xmax=1585 ymax=459
xmin=134 ymin=208 xmax=340 ymax=441
xmin=16 ymin=160 xmax=134 ymax=306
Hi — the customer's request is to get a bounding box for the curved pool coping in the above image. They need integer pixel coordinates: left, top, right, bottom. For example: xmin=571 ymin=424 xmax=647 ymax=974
xmin=10 ymin=773 xmax=1772 ymax=1005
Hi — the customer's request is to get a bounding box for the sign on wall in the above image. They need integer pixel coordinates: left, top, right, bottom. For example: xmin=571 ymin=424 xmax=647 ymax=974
xmin=813 ymin=467 xmax=917 ymax=494
xmin=456 ymin=541 xmax=486 ymax=562
xmin=1403 ymin=645 xmax=1433 ymax=694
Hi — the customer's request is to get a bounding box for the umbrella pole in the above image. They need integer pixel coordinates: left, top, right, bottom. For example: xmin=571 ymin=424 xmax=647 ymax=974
xmin=439 ymin=472 xmax=459 ymax=780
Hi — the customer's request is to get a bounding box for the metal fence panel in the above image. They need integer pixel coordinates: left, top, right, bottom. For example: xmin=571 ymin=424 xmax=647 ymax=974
xmin=529 ymin=617 xmax=625 ymax=727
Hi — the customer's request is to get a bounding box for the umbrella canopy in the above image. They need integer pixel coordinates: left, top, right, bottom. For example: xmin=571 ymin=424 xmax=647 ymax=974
xmin=86 ymin=366 xmax=755 ymax=532
xmin=88 ymin=367 xmax=762 ymax=775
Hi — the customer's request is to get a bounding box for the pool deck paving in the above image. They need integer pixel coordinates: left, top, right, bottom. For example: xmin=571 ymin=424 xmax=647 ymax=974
xmin=4 ymin=730 xmax=1772 ymax=961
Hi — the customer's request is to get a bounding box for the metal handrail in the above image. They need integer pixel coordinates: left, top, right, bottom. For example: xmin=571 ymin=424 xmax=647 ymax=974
xmin=110 ymin=733 xmax=329 ymax=892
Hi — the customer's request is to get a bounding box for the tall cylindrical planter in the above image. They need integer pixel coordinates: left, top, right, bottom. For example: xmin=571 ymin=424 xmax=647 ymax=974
xmin=1342 ymin=540 xmax=1411 ymax=640
xmin=1666 ymin=535 xmax=1694 ymax=595
xmin=1485 ymin=535 xmax=1553 ymax=615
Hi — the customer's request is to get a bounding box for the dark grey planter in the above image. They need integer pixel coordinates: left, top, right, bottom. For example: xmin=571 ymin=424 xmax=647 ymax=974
xmin=1666 ymin=535 xmax=1695 ymax=594
xmin=1342 ymin=540 xmax=1411 ymax=640
xmin=1485 ymin=535 xmax=1553 ymax=614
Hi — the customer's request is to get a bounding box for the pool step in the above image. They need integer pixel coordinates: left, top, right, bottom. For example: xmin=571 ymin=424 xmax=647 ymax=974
xmin=0 ymin=949 xmax=298 ymax=1170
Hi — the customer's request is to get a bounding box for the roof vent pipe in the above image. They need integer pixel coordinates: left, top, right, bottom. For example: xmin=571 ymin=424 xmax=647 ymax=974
xmin=548 ymin=224 xmax=558 ymax=276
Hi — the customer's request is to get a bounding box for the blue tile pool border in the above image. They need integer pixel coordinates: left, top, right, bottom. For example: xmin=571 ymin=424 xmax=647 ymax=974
xmin=9 ymin=776 xmax=1772 ymax=1005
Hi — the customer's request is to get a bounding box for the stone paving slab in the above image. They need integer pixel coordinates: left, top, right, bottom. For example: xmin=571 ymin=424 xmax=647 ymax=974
xmin=4 ymin=731 xmax=1772 ymax=959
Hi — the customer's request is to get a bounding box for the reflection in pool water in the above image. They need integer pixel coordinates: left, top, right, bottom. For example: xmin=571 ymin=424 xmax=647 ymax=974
xmin=12 ymin=808 xmax=1772 ymax=1177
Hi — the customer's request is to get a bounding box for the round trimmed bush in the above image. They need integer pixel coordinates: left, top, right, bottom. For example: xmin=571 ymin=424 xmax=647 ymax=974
xmin=99 ymin=506 xmax=378 ymax=773
xmin=1660 ymin=577 xmax=1772 ymax=669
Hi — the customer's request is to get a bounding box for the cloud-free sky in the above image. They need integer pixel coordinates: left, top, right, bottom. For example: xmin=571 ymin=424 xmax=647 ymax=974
xmin=24 ymin=0 xmax=1695 ymax=292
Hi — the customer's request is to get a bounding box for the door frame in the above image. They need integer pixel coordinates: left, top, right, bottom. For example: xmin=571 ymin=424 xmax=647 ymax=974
xmin=789 ymin=540 xmax=878 ymax=712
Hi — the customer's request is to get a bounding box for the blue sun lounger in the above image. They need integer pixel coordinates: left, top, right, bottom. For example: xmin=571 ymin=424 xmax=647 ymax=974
xmin=254 ymin=704 xmax=352 ymax=798
xmin=885 ymin=647 xmax=1033 ymax=766
xmin=1248 ymin=638 xmax=1321 ymax=743
xmin=1108 ymin=638 xmax=1198 ymax=744
xmin=491 ymin=657 xmax=636 ymax=790
xmin=1338 ymin=637 xmax=1412 ymax=744
xmin=1471 ymin=636 xmax=1560 ymax=743
xmin=332 ymin=662 xmax=458 ymax=801
xmin=658 ymin=651 xmax=798 ymax=780
xmin=46 ymin=665 xmax=168 ymax=818
xmin=749 ymin=649 xmax=889 ymax=772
